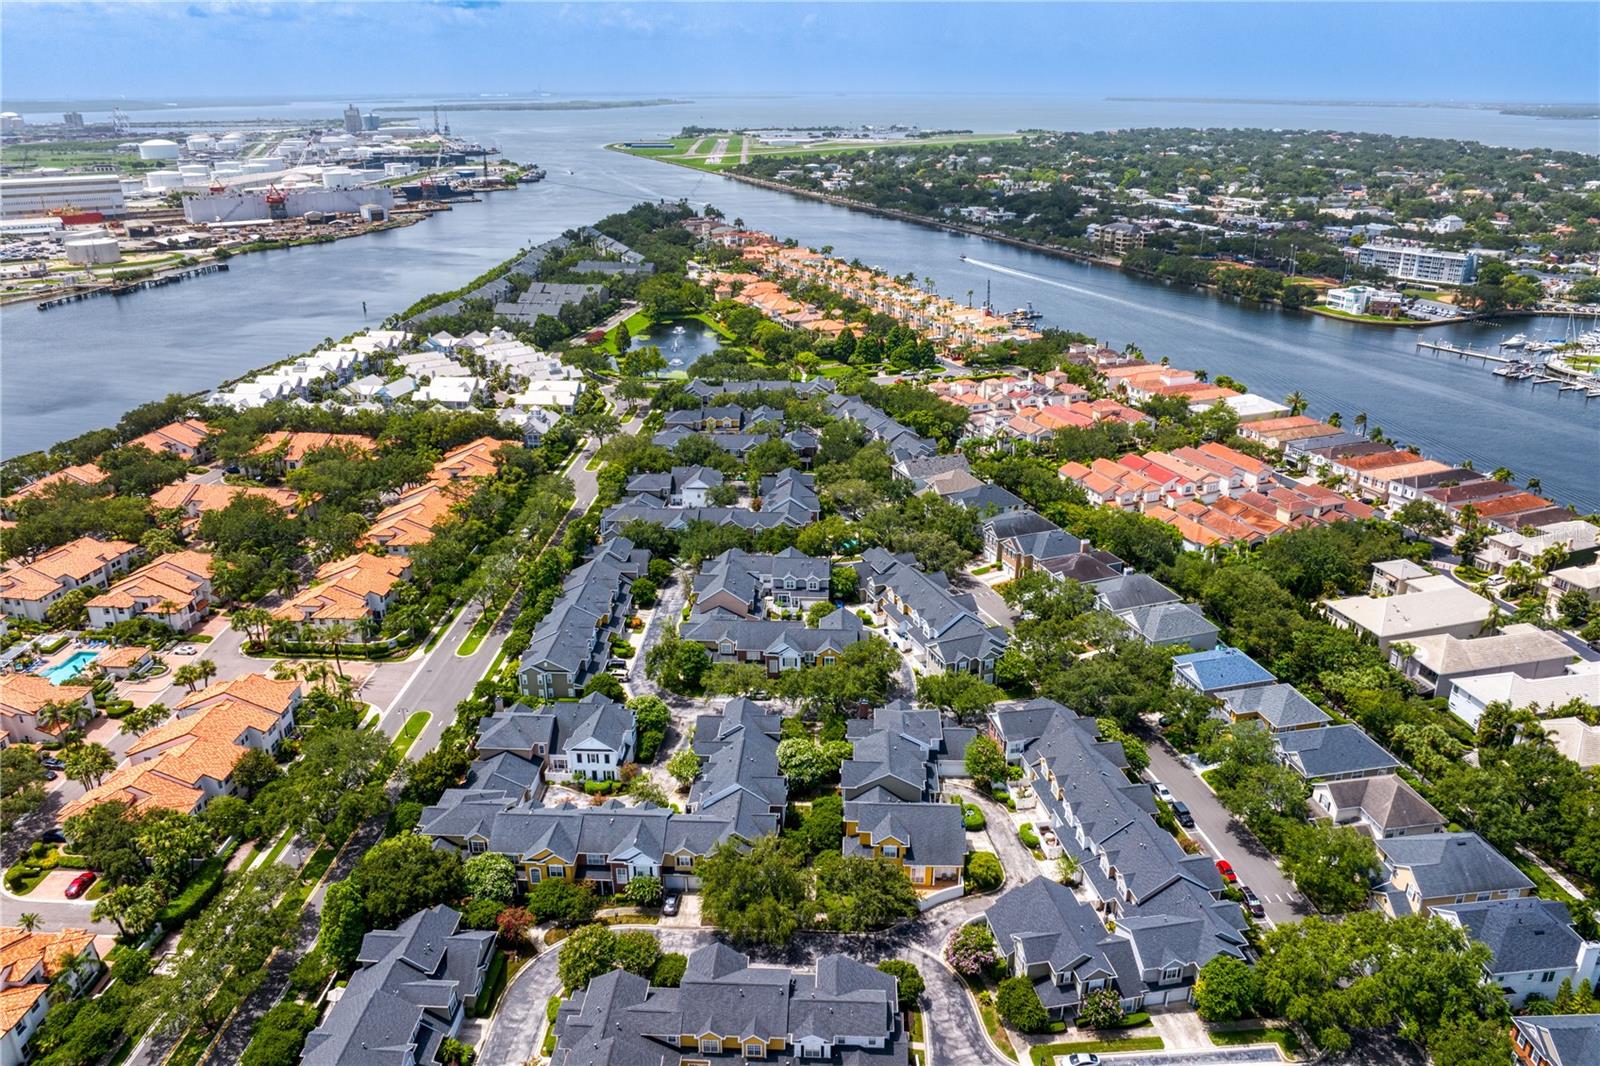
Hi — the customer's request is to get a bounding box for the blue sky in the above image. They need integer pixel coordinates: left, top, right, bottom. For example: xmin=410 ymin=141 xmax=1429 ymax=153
xmin=3 ymin=2 xmax=1596 ymax=104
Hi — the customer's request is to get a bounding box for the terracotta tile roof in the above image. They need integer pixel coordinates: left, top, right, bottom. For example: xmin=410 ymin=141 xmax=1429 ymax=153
xmin=250 ymin=431 xmax=376 ymax=464
xmin=149 ymin=482 xmax=301 ymax=518
xmin=0 ymin=983 xmax=47 ymax=1036
xmin=0 ymin=674 xmax=90 ymax=723
xmin=128 ymin=419 xmax=212 ymax=456
xmin=430 ymin=437 xmax=507 ymax=481
xmin=0 ymin=926 xmax=95 ymax=982
xmin=95 ymin=646 xmax=150 ymax=670
xmin=0 ymin=537 xmax=138 ymax=604
xmin=364 ymin=482 xmax=466 ymax=549
xmin=86 ymin=550 xmax=211 ymax=613
xmin=3 ymin=463 xmax=107 ymax=507
xmin=59 ymin=759 xmax=206 ymax=819
xmin=173 ymin=673 xmax=299 ymax=717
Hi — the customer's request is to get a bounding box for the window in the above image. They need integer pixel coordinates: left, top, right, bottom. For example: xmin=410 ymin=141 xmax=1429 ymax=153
xmin=700 ymin=1037 xmax=720 ymax=1054
xmin=547 ymin=865 xmax=564 ymax=878
xmin=1162 ymin=965 xmax=1182 ymax=983
xmin=881 ymin=845 xmax=899 ymax=857
xmin=746 ymin=1041 xmax=765 ymax=1058
xmin=469 ymin=839 xmax=487 ymax=855
xmin=1541 ymin=971 xmax=1556 ymax=983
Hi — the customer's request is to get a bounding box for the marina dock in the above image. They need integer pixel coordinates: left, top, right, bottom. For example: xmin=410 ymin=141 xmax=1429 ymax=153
xmin=1416 ymin=339 xmax=1599 ymax=399
xmin=35 ymin=262 xmax=230 ymax=311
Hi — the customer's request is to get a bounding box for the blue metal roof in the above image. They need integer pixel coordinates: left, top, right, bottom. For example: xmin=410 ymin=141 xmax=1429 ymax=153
xmin=1173 ymin=644 xmax=1276 ymax=693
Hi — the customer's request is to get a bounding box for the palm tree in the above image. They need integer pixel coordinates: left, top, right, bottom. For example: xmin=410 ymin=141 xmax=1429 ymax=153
xmin=62 ymin=743 xmax=116 ymax=790
xmin=173 ymin=663 xmax=202 ymax=692
xmin=35 ymin=698 xmax=86 ymax=736
xmin=1353 ymin=412 xmax=1368 ymax=435
xmin=17 ymin=913 xmax=41 ymax=932
xmin=1526 ymin=476 xmax=1542 ymax=493
xmin=195 ymin=658 xmax=218 ymax=686
xmin=1327 ymin=411 xmax=1343 ymax=428
xmin=322 ymin=622 xmax=353 ymax=678
xmin=1491 ymin=467 xmax=1514 ymax=483
xmin=1284 ymin=391 xmax=1308 ymax=416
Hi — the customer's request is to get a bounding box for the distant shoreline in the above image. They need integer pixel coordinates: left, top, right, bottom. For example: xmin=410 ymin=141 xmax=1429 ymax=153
xmin=1105 ymin=96 xmax=1598 ymax=120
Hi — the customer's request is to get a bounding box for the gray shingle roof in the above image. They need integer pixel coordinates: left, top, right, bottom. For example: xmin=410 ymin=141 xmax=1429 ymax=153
xmin=1223 ymin=683 xmax=1332 ymax=730
xmin=1276 ymin=724 xmax=1400 ymax=779
xmin=1378 ymin=831 xmax=1533 ymax=901
xmin=300 ymin=906 xmax=493 ymax=1066
xmin=1118 ymin=602 xmax=1219 ymax=647
xmin=843 ymin=800 xmax=966 ymax=868
xmin=1094 ymin=573 xmax=1181 ymax=613
xmin=1511 ymin=1015 xmax=1600 ymax=1066
xmin=1435 ymin=898 xmax=1584 ymax=975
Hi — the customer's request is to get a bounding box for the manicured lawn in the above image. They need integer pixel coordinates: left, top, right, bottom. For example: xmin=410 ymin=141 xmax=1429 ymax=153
xmin=390 ymin=712 xmax=430 ymax=759
xmin=457 ymin=614 xmax=493 ymax=657
xmin=473 ymin=951 xmax=510 ymax=1017
xmin=963 ymin=979 xmax=1016 ymax=1061
xmin=1028 ymin=1036 xmax=1165 ymax=1065
xmin=1211 ymin=1027 xmax=1303 ymax=1055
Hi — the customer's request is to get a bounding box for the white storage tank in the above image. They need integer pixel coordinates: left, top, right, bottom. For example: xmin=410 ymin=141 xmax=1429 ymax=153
xmin=213 ymin=160 xmax=242 ymax=175
xmin=145 ymin=170 xmax=185 ymax=191
xmin=138 ymin=138 xmax=180 ymax=160
xmin=241 ymin=160 xmax=278 ymax=174
xmin=186 ymin=135 xmax=215 ymax=152
xmin=178 ymin=165 xmax=211 ymax=183
xmin=65 ymin=237 xmax=122 ymax=265
xmin=321 ymin=168 xmax=358 ymax=189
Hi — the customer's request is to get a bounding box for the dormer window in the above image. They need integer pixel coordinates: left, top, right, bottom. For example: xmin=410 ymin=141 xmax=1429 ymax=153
xmin=746 ymin=1040 xmax=765 ymax=1058
xmin=700 ymin=1037 xmax=721 ymax=1054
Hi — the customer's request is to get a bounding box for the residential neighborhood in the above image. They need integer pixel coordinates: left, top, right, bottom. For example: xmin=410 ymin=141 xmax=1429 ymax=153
xmin=1 ymin=199 xmax=1597 ymax=1066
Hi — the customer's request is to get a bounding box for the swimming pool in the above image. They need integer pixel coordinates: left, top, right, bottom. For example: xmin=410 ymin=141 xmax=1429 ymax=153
xmin=42 ymin=651 xmax=98 ymax=685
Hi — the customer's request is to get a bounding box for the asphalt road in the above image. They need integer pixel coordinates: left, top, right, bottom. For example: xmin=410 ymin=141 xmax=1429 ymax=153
xmin=1141 ymin=732 xmax=1310 ymax=928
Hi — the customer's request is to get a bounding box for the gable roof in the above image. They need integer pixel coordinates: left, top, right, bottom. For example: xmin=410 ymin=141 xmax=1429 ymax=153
xmin=1174 ymin=644 xmax=1275 ymax=693
xmin=1435 ymin=898 xmax=1583 ymax=976
xmin=1276 ymin=724 xmax=1400 ymax=779
xmin=1377 ymin=831 xmax=1533 ymax=899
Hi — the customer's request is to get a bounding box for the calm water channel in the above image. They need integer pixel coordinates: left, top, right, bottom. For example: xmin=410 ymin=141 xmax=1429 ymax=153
xmin=4 ymin=95 xmax=1596 ymax=510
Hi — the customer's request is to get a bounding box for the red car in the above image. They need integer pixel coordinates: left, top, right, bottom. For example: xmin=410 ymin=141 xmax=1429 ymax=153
xmin=1215 ymin=859 xmax=1237 ymax=884
xmin=64 ymin=871 xmax=96 ymax=899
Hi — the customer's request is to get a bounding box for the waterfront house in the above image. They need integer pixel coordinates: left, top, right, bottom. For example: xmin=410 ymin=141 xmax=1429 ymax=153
xmin=1173 ymin=645 xmax=1276 ymax=695
xmin=85 ymin=549 xmax=213 ymax=631
xmin=0 ymin=463 xmax=107 ymax=518
xmin=1549 ymin=563 xmax=1600 ymax=606
xmin=552 ymin=945 xmax=903 ymax=1066
xmin=1312 ymin=774 xmax=1445 ymax=839
xmin=127 ymin=418 xmax=212 ymax=461
xmin=1435 ymin=899 xmax=1600 ymax=1007
xmin=0 ymin=536 xmax=139 ymax=623
xmin=0 ymin=675 xmax=94 ymax=745
xmin=299 ymin=906 xmax=494 ymax=1066
xmin=1374 ymin=831 xmax=1534 ymax=917
xmin=1394 ymin=623 xmax=1573 ymax=699
xmin=1275 ymin=724 xmax=1400 ymax=781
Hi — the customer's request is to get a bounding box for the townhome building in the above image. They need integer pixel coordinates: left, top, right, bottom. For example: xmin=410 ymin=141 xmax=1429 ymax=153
xmin=1512 ymin=1013 xmax=1600 ymax=1066
xmin=62 ymin=674 xmax=299 ymax=819
xmin=245 ymin=430 xmax=377 ymax=475
xmin=148 ymin=482 xmax=303 ymax=523
xmin=1394 ymin=623 xmax=1574 ymax=699
xmin=0 ymin=927 xmax=99 ymax=1066
xmin=693 ymin=548 xmax=831 ymax=618
xmin=1324 ymin=573 xmax=1493 ymax=650
xmin=272 ymin=552 xmax=411 ymax=633
xmin=85 ymin=549 xmax=213 ymax=631
xmin=1374 ymin=831 xmax=1534 ymax=917
xmin=0 ymin=675 xmax=94 ymax=745
xmin=518 ymin=550 xmax=641 ymax=700
xmin=476 ymin=693 xmax=636 ymax=786
xmin=1 ymin=463 xmax=107 ymax=518
xmin=842 ymin=799 xmax=966 ymax=891
xmin=858 ymin=549 xmax=1008 ymax=681
xmin=0 ymin=537 xmax=140 ymax=622
xmin=553 ymin=944 xmax=904 ymax=1066
xmin=680 ymin=607 xmax=864 ymax=677
xmin=1446 ymin=667 xmax=1600 ymax=729
xmin=127 ymin=418 xmax=212 ymax=461
xmin=687 ymin=697 xmax=787 ymax=842
xmin=299 ymin=906 xmax=495 ymax=1066
xmin=985 ymin=874 xmax=1247 ymax=1020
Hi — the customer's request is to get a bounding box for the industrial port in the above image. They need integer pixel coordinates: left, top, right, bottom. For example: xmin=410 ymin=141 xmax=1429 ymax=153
xmin=0 ymin=104 xmax=541 ymax=306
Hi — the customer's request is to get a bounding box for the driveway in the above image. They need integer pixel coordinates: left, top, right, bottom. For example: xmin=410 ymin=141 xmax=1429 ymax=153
xmin=1141 ymin=732 xmax=1308 ymax=927
xmin=954 ymin=572 xmax=1017 ymax=629
xmin=955 ymin=784 xmax=1051 ymax=889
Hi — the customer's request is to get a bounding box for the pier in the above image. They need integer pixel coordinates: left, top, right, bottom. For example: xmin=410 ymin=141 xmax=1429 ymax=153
xmin=1416 ymin=339 xmax=1598 ymax=399
xmin=36 ymin=262 xmax=230 ymax=310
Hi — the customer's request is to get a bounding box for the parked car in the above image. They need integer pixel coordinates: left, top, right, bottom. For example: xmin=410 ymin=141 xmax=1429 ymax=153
xmin=607 ymin=658 xmax=627 ymax=670
xmin=1215 ymin=858 xmax=1237 ymax=883
xmin=64 ymin=871 xmax=96 ymax=899
xmin=1240 ymin=885 xmax=1266 ymax=918
xmin=40 ymin=829 xmax=66 ymax=844
xmin=661 ymin=893 xmax=681 ymax=917
xmin=1171 ymin=801 xmax=1194 ymax=829
xmin=40 ymin=755 xmax=64 ymax=771
xmin=42 ymin=771 xmax=57 ymax=782
xmin=1151 ymin=781 xmax=1175 ymax=804
xmin=1066 ymin=1055 xmax=1101 ymax=1066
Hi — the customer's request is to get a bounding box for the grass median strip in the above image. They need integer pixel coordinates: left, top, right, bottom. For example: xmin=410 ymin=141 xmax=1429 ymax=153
xmin=391 ymin=711 xmax=430 ymax=759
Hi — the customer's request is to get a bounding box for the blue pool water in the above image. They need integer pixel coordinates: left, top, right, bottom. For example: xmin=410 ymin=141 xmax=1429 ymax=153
xmin=43 ymin=651 xmax=98 ymax=685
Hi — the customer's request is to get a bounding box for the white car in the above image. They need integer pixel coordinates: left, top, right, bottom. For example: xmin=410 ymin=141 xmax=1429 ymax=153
xmin=1066 ymin=1055 xmax=1100 ymax=1066
xmin=1152 ymin=782 xmax=1175 ymax=803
